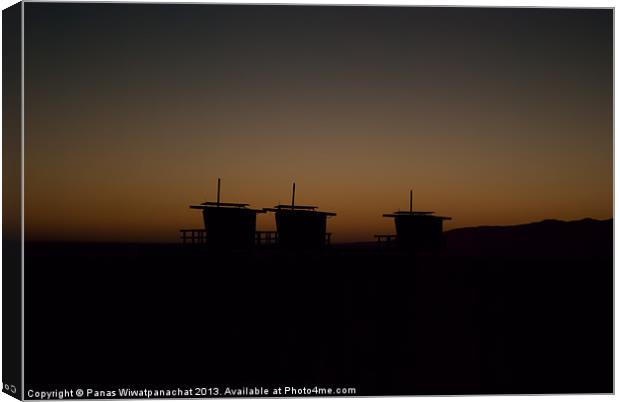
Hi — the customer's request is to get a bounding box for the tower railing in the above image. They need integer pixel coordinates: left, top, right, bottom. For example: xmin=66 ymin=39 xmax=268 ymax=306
xmin=179 ymin=229 xmax=333 ymax=246
xmin=180 ymin=229 xmax=207 ymax=244
xmin=375 ymin=234 xmax=397 ymax=248
xmin=255 ymin=231 xmax=278 ymax=246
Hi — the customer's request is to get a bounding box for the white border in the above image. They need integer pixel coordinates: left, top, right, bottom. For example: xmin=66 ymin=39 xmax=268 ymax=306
xmin=0 ymin=2 xmax=615 ymax=402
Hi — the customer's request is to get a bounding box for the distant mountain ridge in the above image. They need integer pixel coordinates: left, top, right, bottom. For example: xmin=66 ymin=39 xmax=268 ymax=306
xmin=444 ymin=218 xmax=613 ymax=258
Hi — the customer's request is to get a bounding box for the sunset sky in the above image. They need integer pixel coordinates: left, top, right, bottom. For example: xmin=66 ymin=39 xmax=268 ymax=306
xmin=24 ymin=4 xmax=612 ymax=243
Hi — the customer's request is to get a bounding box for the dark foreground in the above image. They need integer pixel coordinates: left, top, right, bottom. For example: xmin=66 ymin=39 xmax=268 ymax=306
xmin=25 ymin=222 xmax=612 ymax=396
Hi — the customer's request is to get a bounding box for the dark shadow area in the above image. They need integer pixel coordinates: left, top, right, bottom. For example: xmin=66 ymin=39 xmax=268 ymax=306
xmin=24 ymin=218 xmax=612 ymax=395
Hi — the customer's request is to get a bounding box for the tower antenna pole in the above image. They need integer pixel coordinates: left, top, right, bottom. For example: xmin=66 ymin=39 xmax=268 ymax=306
xmin=410 ymin=189 xmax=413 ymax=213
xmin=292 ymin=182 xmax=296 ymax=210
xmin=217 ymin=178 xmax=221 ymax=206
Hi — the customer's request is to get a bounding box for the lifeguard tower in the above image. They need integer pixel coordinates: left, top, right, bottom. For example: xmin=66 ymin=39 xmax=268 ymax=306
xmin=264 ymin=183 xmax=336 ymax=249
xmin=380 ymin=190 xmax=451 ymax=251
xmin=186 ymin=178 xmax=264 ymax=250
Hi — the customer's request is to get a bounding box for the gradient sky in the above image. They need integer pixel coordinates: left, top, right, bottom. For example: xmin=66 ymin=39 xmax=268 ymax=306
xmin=24 ymin=4 xmax=612 ymax=243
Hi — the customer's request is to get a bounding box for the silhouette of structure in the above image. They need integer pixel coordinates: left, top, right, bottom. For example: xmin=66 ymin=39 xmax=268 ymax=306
xmin=188 ymin=178 xmax=264 ymax=250
xmin=382 ymin=190 xmax=451 ymax=251
xmin=264 ymin=183 xmax=336 ymax=249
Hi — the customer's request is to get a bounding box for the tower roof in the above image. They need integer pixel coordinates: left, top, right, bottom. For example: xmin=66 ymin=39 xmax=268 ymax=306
xmin=382 ymin=189 xmax=450 ymax=219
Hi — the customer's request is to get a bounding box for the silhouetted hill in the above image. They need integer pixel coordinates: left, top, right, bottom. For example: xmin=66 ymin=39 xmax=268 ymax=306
xmin=445 ymin=218 xmax=612 ymax=258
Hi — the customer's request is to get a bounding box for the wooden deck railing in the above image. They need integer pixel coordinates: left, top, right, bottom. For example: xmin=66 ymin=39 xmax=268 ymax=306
xmin=180 ymin=229 xmax=207 ymax=244
xmin=255 ymin=231 xmax=278 ymax=246
xmin=375 ymin=234 xmax=397 ymax=248
xmin=180 ymin=229 xmax=333 ymax=246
